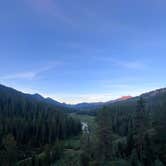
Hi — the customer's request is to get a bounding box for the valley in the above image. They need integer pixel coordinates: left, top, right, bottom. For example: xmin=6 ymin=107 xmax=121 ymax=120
xmin=1 ymin=1 xmax=166 ymax=165
xmin=0 ymin=84 xmax=166 ymax=165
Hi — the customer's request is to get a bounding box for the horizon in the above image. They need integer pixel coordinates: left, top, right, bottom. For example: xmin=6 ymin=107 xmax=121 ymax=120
xmin=21 ymin=86 xmax=166 ymax=104
xmin=0 ymin=0 xmax=166 ymax=104
xmin=1 ymin=83 xmax=165 ymax=104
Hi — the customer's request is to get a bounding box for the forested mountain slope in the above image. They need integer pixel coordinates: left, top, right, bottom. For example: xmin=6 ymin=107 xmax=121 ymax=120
xmin=0 ymin=84 xmax=72 ymax=111
xmin=79 ymin=96 xmax=166 ymax=166
xmin=0 ymin=84 xmax=81 ymax=165
xmin=77 ymin=87 xmax=166 ymax=115
xmin=64 ymin=96 xmax=132 ymax=111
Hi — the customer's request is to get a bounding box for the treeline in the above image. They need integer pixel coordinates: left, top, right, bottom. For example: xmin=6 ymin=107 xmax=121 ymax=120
xmin=0 ymin=85 xmax=81 ymax=165
xmin=76 ymin=88 xmax=166 ymax=117
xmin=80 ymin=97 xmax=166 ymax=166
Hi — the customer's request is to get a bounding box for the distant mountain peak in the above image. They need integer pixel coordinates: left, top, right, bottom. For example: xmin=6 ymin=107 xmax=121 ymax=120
xmin=32 ymin=93 xmax=44 ymax=100
xmin=118 ymin=96 xmax=132 ymax=100
xmin=142 ymin=88 xmax=166 ymax=97
xmin=33 ymin=93 xmax=43 ymax=97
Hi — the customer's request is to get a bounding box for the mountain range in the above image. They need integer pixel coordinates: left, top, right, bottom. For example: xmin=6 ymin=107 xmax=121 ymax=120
xmin=1 ymin=84 xmax=166 ymax=112
xmin=0 ymin=84 xmax=133 ymax=111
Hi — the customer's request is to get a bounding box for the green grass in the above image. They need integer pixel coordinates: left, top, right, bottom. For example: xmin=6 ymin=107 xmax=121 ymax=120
xmin=53 ymin=113 xmax=97 ymax=166
xmin=63 ymin=135 xmax=81 ymax=150
xmin=70 ymin=113 xmax=96 ymax=131
xmin=53 ymin=135 xmax=82 ymax=166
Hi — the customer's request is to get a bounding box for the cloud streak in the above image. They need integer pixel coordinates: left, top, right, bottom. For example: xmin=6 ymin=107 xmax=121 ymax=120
xmin=94 ymin=55 xmax=146 ymax=70
xmin=43 ymin=93 xmax=114 ymax=104
xmin=26 ymin=0 xmax=55 ymax=12
xmin=1 ymin=72 xmax=38 ymax=80
xmin=24 ymin=0 xmax=74 ymax=25
xmin=0 ymin=62 xmax=59 ymax=81
xmin=114 ymin=60 xmax=146 ymax=70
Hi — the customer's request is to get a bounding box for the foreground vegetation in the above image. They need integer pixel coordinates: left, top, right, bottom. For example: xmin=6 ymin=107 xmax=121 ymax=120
xmin=50 ymin=96 xmax=166 ymax=166
xmin=0 ymin=84 xmax=166 ymax=166
xmin=0 ymin=85 xmax=81 ymax=165
xmin=80 ymin=97 xmax=166 ymax=166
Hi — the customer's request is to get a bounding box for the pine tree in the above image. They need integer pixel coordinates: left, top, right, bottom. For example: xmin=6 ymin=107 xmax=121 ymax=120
xmin=2 ymin=134 xmax=17 ymax=166
xmin=130 ymin=149 xmax=141 ymax=166
xmin=96 ymin=107 xmax=113 ymax=162
xmin=134 ymin=97 xmax=147 ymax=161
xmin=80 ymin=132 xmax=92 ymax=166
xmin=126 ymin=119 xmax=135 ymax=157
xmin=135 ymin=97 xmax=146 ymax=135
xmin=142 ymin=134 xmax=155 ymax=166
xmin=155 ymin=159 xmax=165 ymax=166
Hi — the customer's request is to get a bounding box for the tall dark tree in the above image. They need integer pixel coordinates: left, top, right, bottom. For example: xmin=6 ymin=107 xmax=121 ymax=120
xmin=96 ymin=107 xmax=113 ymax=163
xmin=134 ymin=97 xmax=147 ymax=161
xmin=0 ymin=84 xmax=81 ymax=165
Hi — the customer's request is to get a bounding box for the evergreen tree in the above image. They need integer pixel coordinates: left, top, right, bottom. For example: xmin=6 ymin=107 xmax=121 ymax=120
xmin=96 ymin=107 xmax=113 ymax=162
xmin=1 ymin=134 xmax=17 ymax=166
xmin=155 ymin=159 xmax=165 ymax=166
xmin=142 ymin=134 xmax=155 ymax=166
xmin=134 ymin=97 xmax=146 ymax=161
xmin=130 ymin=149 xmax=141 ymax=166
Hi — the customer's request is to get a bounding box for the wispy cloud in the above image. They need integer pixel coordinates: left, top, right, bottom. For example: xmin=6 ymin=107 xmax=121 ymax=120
xmin=0 ymin=62 xmax=59 ymax=81
xmin=1 ymin=72 xmax=38 ymax=80
xmin=107 ymin=57 xmax=146 ymax=70
xmin=94 ymin=55 xmax=146 ymax=70
xmin=24 ymin=0 xmax=73 ymax=25
xmin=102 ymin=83 xmax=130 ymax=89
xmin=114 ymin=60 xmax=146 ymax=70
xmin=43 ymin=93 xmax=114 ymax=104
xmin=25 ymin=0 xmax=56 ymax=12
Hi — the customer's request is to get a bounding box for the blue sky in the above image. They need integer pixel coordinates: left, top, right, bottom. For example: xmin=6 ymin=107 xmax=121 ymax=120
xmin=0 ymin=0 xmax=166 ymax=103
